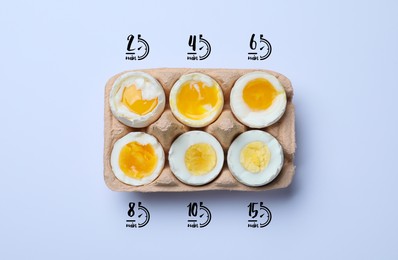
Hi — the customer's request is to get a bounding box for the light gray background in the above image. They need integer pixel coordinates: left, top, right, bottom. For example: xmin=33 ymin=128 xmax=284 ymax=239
xmin=1 ymin=0 xmax=397 ymax=259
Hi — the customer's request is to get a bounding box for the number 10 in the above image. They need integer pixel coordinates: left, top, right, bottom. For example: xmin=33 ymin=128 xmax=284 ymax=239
xmin=187 ymin=202 xmax=198 ymax=217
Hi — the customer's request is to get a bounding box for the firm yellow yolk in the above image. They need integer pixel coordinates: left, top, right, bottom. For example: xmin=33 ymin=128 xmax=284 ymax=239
xmin=242 ymin=78 xmax=278 ymax=111
xmin=176 ymin=81 xmax=221 ymax=120
xmin=240 ymin=141 xmax=271 ymax=173
xmin=119 ymin=142 xmax=158 ymax=179
xmin=184 ymin=143 xmax=217 ymax=175
xmin=122 ymin=84 xmax=158 ymax=115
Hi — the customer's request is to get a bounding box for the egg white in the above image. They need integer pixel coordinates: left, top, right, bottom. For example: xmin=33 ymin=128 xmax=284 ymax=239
xmin=109 ymin=71 xmax=165 ymax=128
xmin=111 ymin=132 xmax=165 ymax=186
xmin=227 ymin=130 xmax=284 ymax=187
xmin=169 ymin=73 xmax=224 ymax=127
xmin=230 ymin=71 xmax=287 ymax=128
xmin=168 ymin=131 xmax=224 ymax=186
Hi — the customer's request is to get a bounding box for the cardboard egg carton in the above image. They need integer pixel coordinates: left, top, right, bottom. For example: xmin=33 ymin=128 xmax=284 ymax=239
xmin=104 ymin=68 xmax=296 ymax=192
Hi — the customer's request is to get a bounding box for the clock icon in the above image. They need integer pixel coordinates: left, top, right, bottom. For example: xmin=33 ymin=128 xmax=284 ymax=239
xmin=126 ymin=34 xmax=150 ymax=60
xmin=198 ymin=34 xmax=211 ymax=60
xmin=259 ymin=34 xmax=272 ymax=60
xmin=259 ymin=202 xmax=272 ymax=228
xmin=137 ymin=202 xmax=150 ymax=228
xmin=136 ymin=34 xmax=150 ymax=60
xmin=199 ymin=202 xmax=212 ymax=228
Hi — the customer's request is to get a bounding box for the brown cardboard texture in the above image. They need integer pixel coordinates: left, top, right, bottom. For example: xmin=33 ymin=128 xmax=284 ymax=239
xmin=104 ymin=68 xmax=296 ymax=192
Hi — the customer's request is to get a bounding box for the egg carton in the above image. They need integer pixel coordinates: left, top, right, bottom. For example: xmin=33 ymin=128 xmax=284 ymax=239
xmin=104 ymin=68 xmax=296 ymax=192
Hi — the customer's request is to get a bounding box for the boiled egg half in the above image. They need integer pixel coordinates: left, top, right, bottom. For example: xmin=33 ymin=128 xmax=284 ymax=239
xmin=111 ymin=132 xmax=165 ymax=186
xmin=227 ymin=130 xmax=284 ymax=187
xmin=109 ymin=71 xmax=165 ymax=128
xmin=230 ymin=71 xmax=286 ymax=128
xmin=169 ymin=131 xmax=224 ymax=186
xmin=170 ymin=73 xmax=224 ymax=127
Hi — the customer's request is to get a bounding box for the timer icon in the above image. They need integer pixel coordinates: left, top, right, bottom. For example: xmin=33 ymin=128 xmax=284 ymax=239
xmin=187 ymin=202 xmax=212 ymax=228
xmin=248 ymin=202 xmax=272 ymax=228
xmin=248 ymin=34 xmax=272 ymax=61
xmin=126 ymin=202 xmax=150 ymax=228
xmin=126 ymin=34 xmax=150 ymax=61
xmin=187 ymin=34 xmax=211 ymax=61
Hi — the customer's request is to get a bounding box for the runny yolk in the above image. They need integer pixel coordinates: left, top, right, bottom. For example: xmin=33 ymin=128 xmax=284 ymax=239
xmin=119 ymin=141 xmax=158 ymax=179
xmin=122 ymin=84 xmax=158 ymax=115
xmin=176 ymin=81 xmax=221 ymax=120
xmin=242 ymin=78 xmax=278 ymax=111
xmin=240 ymin=141 xmax=271 ymax=173
xmin=184 ymin=143 xmax=217 ymax=175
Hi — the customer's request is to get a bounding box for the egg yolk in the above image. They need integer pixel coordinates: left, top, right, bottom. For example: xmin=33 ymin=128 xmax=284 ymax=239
xmin=176 ymin=81 xmax=221 ymax=120
xmin=119 ymin=141 xmax=158 ymax=179
xmin=240 ymin=141 xmax=271 ymax=173
xmin=122 ymin=84 xmax=158 ymax=115
xmin=243 ymin=78 xmax=278 ymax=111
xmin=184 ymin=143 xmax=217 ymax=175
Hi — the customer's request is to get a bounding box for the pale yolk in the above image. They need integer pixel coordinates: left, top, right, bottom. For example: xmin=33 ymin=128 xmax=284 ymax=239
xmin=119 ymin=141 xmax=158 ymax=179
xmin=184 ymin=143 xmax=217 ymax=175
xmin=242 ymin=78 xmax=278 ymax=111
xmin=176 ymin=81 xmax=221 ymax=120
xmin=240 ymin=141 xmax=271 ymax=173
xmin=122 ymin=84 xmax=158 ymax=115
